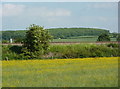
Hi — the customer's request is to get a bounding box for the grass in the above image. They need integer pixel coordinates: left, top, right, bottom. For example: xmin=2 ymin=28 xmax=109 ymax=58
xmin=52 ymin=38 xmax=96 ymax=42
xmin=52 ymin=37 xmax=116 ymax=42
xmin=2 ymin=57 xmax=119 ymax=87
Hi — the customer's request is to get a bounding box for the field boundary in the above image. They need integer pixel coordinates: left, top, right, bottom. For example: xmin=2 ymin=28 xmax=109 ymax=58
xmin=1 ymin=41 xmax=119 ymax=46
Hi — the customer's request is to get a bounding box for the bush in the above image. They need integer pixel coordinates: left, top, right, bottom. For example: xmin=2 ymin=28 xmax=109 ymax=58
xmin=117 ymin=34 xmax=120 ymax=42
xmin=89 ymin=45 xmax=112 ymax=57
xmin=2 ymin=45 xmax=22 ymax=60
xmin=97 ymin=33 xmax=110 ymax=41
xmin=61 ymin=45 xmax=91 ymax=58
xmin=2 ymin=40 xmax=9 ymax=43
xmin=22 ymin=24 xmax=52 ymax=59
xmin=49 ymin=44 xmax=119 ymax=59
xmin=2 ymin=44 xmax=119 ymax=60
xmin=107 ymin=43 xmax=119 ymax=48
xmin=14 ymin=38 xmax=24 ymax=43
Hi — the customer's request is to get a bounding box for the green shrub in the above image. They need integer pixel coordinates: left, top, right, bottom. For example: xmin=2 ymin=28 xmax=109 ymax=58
xmin=2 ymin=40 xmax=9 ymax=43
xmin=117 ymin=34 xmax=120 ymax=42
xmin=107 ymin=43 xmax=119 ymax=48
xmin=61 ymin=45 xmax=78 ymax=58
xmin=97 ymin=33 xmax=110 ymax=41
xmin=89 ymin=45 xmax=112 ymax=57
xmin=49 ymin=44 xmax=119 ymax=59
xmin=2 ymin=44 xmax=119 ymax=60
xmin=2 ymin=45 xmax=22 ymax=60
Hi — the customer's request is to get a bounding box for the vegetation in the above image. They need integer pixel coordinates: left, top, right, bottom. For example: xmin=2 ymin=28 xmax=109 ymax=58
xmin=97 ymin=33 xmax=110 ymax=42
xmin=49 ymin=44 xmax=119 ymax=59
xmin=1 ymin=25 xmax=119 ymax=87
xmin=53 ymin=36 xmax=98 ymax=42
xmin=48 ymin=28 xmax=109 ymax=39
xmin=107 ymin=43 xmax=119 ymax=48
xmin=2 ymin=30 xmax=26 ymax=43
xmin=52 ymin=37 xmax=117 ymax=42
xmin=21 ymin=24 xmax=52 ymax=59
xmin=2 ymin=43 xmax=119 ymax=60
xmin=110 ymin=32 xmax=119 ymax=38
xmin=1 ymin=27 xmax=110 ymax=43
xmin=2 ymin=45 xmax=22 ymax=60
xmin=117 ymin=34 xmax=120 ymax=42
xmin=2 ymin=57 xmax=118 ymax=87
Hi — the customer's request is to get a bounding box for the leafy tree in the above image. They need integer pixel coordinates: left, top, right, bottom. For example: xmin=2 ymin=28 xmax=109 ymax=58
xmin=111 ymin=33 xmax=118 ymax=38
xmin=97 ymin=33 xmax=110 ymax=41
xmin=22 ymin=24 xmax=52 ymax=59
xmin=117 ymin=34 xmax=120 ymax=42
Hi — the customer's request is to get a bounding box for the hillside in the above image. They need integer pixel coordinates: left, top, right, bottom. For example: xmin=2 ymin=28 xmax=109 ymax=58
xmin=1 ymin=27 xmax=109 ymax=41
xmin=48 ymin=28 xmax=109 ymax=39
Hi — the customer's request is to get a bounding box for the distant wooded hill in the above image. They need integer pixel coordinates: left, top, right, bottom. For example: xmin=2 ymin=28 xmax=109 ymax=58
xmin=1 ymin=27 xmax=109 ymax=41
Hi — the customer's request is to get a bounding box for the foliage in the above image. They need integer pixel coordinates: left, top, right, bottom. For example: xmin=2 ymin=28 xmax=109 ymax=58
xmin=22 ymin=24 xmax=52 ymax=59
xmin=2 ymin=44 xmax=119 ymax=60
xmin=2 ymin=45 xmax=22 ymax=60
xmin=97 ymin=33 xmax=110 ymax=41
xmin=110 ymin=32 xmax=119 ymax=38
xmin=1 ymin=27 xmax=109 ymax=42
xmin=116 ymin=34 xmax=120 ymax=42
xmin=2 ymin=30 xmax=26 ymax=41
xmin=48 ymin=28 xmax=109 ymax=39
xmin=107 ymin=43 xmax=119 ymax=48
xmin=2 ymin=40 xmax=9 ymax=43
xmin=49 ymin=44 xmax=119 ymax=59
xmin=14 ymin=38 xmax=24 ymax=43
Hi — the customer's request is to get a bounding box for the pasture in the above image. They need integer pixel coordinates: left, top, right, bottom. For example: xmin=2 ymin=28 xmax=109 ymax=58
xmin=52 ymin=37 xmax=116 ymax=42
xmin=2 ymin=57 xmax=119 ymax=87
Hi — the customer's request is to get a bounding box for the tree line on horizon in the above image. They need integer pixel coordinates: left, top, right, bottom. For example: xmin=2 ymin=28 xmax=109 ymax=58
xmin=1 ymin=27 xmax=110 ymax=43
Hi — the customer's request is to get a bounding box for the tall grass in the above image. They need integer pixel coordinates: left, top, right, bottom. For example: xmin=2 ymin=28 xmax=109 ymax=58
xmin=2 ymin=57 xmax=118 ymax=87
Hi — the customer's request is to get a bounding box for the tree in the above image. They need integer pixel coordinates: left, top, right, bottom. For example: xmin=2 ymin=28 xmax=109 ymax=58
xmin=111 ymin=32 xmax=118 ymax=38
xmin=22 ymin=24 xmax=52 ymax=59
xmin=117 ymin=34 xmax=120 ymax=42
xmin=97 ymin=33 xmax=110 ymax=41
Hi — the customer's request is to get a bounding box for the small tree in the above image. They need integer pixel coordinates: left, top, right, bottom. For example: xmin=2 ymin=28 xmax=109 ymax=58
xmin=22 ymin=24 xmax=52 ymax=59
xmin=117 ymin=34 xmax=120 ymax=42
xmin=97 ymin=33 xmax=110 ymax=42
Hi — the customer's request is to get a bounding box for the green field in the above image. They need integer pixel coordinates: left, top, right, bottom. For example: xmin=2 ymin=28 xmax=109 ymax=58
xmin=52 ymin=38 xmax=97 ymax=42
xmin=52 ymin=37 xmax=116 ymax=42
xmin=2 ymin=57 xmax=118 ymax=87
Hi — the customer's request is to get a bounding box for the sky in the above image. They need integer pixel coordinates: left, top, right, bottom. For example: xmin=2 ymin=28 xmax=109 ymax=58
xmin=0 ymin=1 xmax=118 ymax=33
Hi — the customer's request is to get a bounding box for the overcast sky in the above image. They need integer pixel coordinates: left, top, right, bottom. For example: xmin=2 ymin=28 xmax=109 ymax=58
xmin=1 ymin=2 xmax=118 ymax=32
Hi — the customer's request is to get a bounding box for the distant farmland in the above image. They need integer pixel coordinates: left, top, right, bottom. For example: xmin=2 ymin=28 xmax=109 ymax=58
xmin=1 ymin=27 xmax=109 ymax=41
xmin=52 ymin=36 xmax=117 ymax=42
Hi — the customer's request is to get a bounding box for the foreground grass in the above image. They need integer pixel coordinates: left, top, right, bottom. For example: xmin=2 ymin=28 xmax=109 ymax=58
xmin=2 ymin=57 xmax=119 ymax=87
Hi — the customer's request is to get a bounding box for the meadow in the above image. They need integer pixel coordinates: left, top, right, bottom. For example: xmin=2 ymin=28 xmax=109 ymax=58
xmin=2 ymin=57 xmax=119 ymax=87
xmin=52 ymin=36 xmax=116 ymax=42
